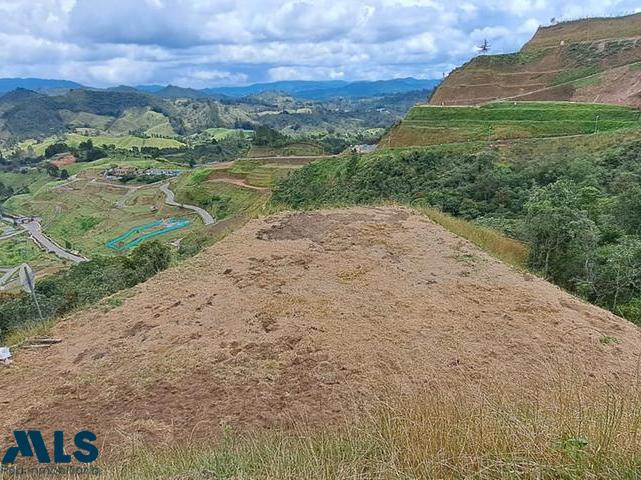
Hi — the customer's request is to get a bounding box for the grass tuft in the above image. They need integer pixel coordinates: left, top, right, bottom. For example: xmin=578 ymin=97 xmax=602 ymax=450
xmin=414 ymin=205 xmax=529 ymax=268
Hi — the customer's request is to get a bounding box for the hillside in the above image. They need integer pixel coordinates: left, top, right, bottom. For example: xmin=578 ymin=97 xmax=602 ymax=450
xmin=384 ymin=101 xmax=641 ymax=146
xmin=431 ymin=13 xmax=641 ymax=106
xmin=2 ymin=207 xmax=640 ymax=454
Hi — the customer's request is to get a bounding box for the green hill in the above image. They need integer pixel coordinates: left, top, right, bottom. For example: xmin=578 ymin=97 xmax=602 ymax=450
xmin=384 ymin=101 xmax=641 ymax=147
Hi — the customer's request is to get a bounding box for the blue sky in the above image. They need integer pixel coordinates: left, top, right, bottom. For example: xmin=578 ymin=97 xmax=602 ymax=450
xmin=0 ymin=0 xmax=640 ymax=88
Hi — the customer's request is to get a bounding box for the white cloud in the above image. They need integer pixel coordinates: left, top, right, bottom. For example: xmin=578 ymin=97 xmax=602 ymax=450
xmin=0 ymin=0 xmax=639 ymax=86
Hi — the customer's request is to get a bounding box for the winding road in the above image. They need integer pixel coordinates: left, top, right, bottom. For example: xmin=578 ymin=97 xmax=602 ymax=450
xmin=2 ymin=215 xmax=88 ymax=263
xmin=159 ymin=184 xmax=216 ymax=226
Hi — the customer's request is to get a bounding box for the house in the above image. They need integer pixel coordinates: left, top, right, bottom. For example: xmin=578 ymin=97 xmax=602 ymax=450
xmin=104 ymin=166 xmax=139 ymax=177
xmin=144 ymin=169 xmax=182 ymax=177
xmin=351 ymin=144 xmax=377 ymax=154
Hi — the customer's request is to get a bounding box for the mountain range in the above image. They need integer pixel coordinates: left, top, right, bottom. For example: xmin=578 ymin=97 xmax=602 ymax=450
xmin=0 ymin=77 xmax=439 ymax=101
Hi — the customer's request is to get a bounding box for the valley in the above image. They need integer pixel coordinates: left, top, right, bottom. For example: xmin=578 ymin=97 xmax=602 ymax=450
xmin=2 ymin=10 xmax=641 ymax=480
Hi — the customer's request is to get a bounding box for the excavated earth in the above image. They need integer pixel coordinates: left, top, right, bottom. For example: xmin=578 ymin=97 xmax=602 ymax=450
xmin=2 ymin=207 xmax=641 ymax=452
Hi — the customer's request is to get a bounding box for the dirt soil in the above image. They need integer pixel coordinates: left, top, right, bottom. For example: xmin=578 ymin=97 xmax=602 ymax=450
xmin=2 ymin=207 xmax=641 ymax=451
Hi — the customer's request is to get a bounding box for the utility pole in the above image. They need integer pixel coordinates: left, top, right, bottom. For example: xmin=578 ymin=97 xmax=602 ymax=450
xmin=594 ymin=115 xmax=600 ymax=134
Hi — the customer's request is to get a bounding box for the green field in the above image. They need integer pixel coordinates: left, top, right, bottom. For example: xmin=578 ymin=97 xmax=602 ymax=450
xmin=65 ymin=133 xmax=184 ymax=149
xmin=387 ymin=102 xmax=641 ymax=147
xmin=64 ymin=156 xmax=187 ymax=176
xmin=226 ymin=160 xmax=298 ymax=188
xmin=202 ymin=128 xmax=253 ymax=140
xmin=173 ymin=168 xmax=268 ymax=220
xmin=247 ymin=142 xmax=325 ymax=157
xmin=4 ymin=180 xmax=195 ymax=256
xmin=106 ymin=109 xmax=176 ymax=137
xmin=7 ymin=133 xmax=185 ymax=157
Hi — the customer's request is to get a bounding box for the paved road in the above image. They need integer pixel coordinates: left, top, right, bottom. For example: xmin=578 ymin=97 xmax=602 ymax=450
xmin=159 ymin=184 xmax=216 ymax=226
xmin=21 ymin=219 xmax=88 ymax=263
xmin=2 ymin=215 xmax=88 ymax=263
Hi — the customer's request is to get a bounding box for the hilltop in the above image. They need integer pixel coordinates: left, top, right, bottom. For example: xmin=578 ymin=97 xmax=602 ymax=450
xmin=2 ymin=207 xmax=640 ymax=453
xmin=431 ymin=13 xmax=641 ymax=106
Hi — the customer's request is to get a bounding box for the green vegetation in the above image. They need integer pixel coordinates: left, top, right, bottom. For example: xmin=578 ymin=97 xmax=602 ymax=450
xmin=173 ymin=173 xmax=267 ymax=220
xmin=0 ymin=234 xmax=53 ymax=266
xmin=65 ymin=133 xmax=184 ymax=150
xmin=552 ymin=66 xmax=600 ymax=85
xmin=470 ymin=49 xmax=548 ymax=66
xmin=4 ymin=176 xmax=191 ymax=256
xmin=0 ymin=241 xmax=172 ymax=342
xmin=202 ymin=127 xmax=253 ymax=140
xmin=273 ymin=138 xmax=641 ymax=324
xmin=106 ymin=108 xmax=176 ymax=136
xmin=64 ymin=155 xmax=184 ymax=176
xmin=226 ymin=159 xmax=298 ymax=187
xmin=387 ymin=102 xmax=641 ymax=147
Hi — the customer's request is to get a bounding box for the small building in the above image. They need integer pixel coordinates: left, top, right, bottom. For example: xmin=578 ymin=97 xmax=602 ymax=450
xmin=351 ymin=144 xmax=377 ymax=154
xmin=104 ymin=166 xmax=139 ymax=177
xmin=144 ymin=168 xmax=182 ymax=177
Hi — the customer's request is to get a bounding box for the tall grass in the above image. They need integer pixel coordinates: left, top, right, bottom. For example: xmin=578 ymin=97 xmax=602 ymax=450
xmin=414 ymin=205 xmax=529 ymax=268
xmin=97 ymin=380 xmax=641 ymax=480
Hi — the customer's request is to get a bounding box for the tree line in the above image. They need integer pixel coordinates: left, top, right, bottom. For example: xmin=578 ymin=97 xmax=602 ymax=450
xmin=273 ymin=140 xmax=641 ymax=323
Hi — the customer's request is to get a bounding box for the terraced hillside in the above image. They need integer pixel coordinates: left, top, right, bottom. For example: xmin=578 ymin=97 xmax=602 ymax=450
xmin=431 ymin=13 xmax=641 ymax=106
xmin=384 ymin=101 xmax=641 ymax=147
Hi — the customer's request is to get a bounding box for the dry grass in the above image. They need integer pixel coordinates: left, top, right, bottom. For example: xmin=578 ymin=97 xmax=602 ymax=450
xmin=95 ymin=378 xmax=641 ymax=480
xmin=414 ymin=205 xmax=529 ymax=268
xmin=3 ymin=317 xmax=56 ymax=349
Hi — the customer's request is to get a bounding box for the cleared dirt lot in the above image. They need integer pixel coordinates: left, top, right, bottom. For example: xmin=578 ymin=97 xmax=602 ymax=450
xmin=2 ymin=207 xmax=640 ymax=453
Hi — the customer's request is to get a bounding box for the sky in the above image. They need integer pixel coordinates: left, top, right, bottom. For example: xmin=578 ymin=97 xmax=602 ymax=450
xmin=0 ymin=0 xmax=640 ymax=88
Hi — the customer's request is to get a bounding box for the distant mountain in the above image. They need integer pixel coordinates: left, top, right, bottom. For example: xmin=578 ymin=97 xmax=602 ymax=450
xmin=0 ymin=78 xmax=84 ymax=93
xmin=297 ymin=78 xmax=441 ymax=100
xmin=134 ymin=85 xmax=167 ymax=93
xmin=153 ymin=85 xmax=210 ymax=99
xmin=0 ymin=77 xmax=440 ymax=101
xmin=107 ymin=85 xmax=143 ymax=93
xmin=203 ymin=80 xmax=349 ymax=98
xmin=203 ymin=78 xmax=439 ymax=99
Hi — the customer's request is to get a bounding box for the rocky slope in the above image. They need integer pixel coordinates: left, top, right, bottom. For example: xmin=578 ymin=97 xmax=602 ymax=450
xmin=431 ymin=13 xmax=641 ymax=106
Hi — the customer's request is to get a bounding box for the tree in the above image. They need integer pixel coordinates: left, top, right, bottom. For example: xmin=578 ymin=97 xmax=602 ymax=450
xmin=615 ymin=185 xmax=641 ymax=235
xmin=78 ymin=139 xmax=94 ymax=151
xmin=124 ymin=241 xmax=172 ymax=284
xmin=44 ymin=143 xmax=69 ymax=158
xmin=46 ymin=163 xmax=60 ymax=178
xmin=592 ymin=239 xmax=641 ymax=310
xmin=522 ymin=180 xmax=599 ymax=285
xmin=253 ymin=125 xmax=289 ymax=147
xmin=60 ymin=169 xmax=70 ymax=180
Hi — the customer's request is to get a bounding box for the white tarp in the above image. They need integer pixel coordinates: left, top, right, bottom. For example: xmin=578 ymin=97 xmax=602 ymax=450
xmin=0 ymin=347 xmax=11 ymax=361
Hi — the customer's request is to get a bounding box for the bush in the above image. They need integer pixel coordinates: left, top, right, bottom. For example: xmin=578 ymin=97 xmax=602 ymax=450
xmin=273 ymin=139 xmax=641 ymax=323
xmin=0 ymin=241 xmax=173 ymax=341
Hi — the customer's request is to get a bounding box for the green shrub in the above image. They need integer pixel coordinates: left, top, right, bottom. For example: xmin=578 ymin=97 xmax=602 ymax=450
xmin=0 ymin=240 xmax=172 ymax=341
